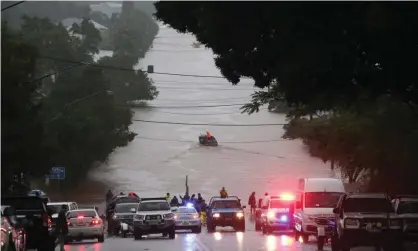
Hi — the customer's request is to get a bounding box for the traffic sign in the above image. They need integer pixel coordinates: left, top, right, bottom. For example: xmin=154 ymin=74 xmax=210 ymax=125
xmin=46 ymin=166 xmax=65 ymax=180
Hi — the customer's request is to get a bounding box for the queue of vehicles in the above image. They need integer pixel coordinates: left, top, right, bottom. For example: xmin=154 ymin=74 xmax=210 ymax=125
xmin=3 ymin=177 xmax=418 ymax=251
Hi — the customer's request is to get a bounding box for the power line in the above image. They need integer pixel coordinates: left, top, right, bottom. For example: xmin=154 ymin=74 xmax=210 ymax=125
xmin=155 ymin=86 xmax=255 ymax=91
xmin=38 ymin=55 xmax=251 ymax=79
xmin=135 ymin=135 xmax=287 ymax=144
xmin=132 ymin=119 xmax=286 ymax=126
xmin=140 ymin=103 xmax=248 ymax=109
xmin=1 ymin=1 xmax=25 ymax=11
xmin=29 ymin=63 xmax=82 ymax=84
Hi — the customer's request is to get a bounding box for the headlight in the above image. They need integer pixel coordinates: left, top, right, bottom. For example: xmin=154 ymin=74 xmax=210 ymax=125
xmin=390 ymin=219 xmax=402 ymax=227
xmin=236 ymin=212 xmax=244 ymax=218
xmin=267 ymin=211 xmax=275 ymax=220
xmin=164 ymin=213 xmax=174 ymax=219
xmin=134 ymin=215 xmax=144 ymax=220
xmin=344 ymin=218 xmax=359 ymax=227
xmin=112 ymin=215 xmax=118 ymax=219
xmin=213 ymin=213 xmax=220 ymax=218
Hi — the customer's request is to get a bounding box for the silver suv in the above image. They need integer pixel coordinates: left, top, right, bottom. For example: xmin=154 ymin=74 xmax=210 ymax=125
xmin=133 ymin=197 xmax=175 ymax=240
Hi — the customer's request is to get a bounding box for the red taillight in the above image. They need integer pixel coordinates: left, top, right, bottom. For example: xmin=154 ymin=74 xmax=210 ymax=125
xmin=67 ymin=221 xmax=71 ymax=226
xmin=42 ymin=214 xmax=50 ymax=227
xmin=90 ymin=219 xmax=101 ymax=226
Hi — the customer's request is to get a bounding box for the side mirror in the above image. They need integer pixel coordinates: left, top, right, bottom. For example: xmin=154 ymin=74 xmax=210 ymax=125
xmin=261 ymin=206 xmax=268 ymax=210
xmin=130 ymin=208 xmax=136 ymax=213
xmin=295 ymin=201 xmax=301 ymax=209
xmin=242 ymin=205 xmax=246 ymax=209
xmin=332 ymin=208 xmax=339 ymax=214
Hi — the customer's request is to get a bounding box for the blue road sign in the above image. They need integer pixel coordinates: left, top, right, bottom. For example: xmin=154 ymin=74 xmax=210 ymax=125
xmin=46 ymin=166 xmax=65 ymax=180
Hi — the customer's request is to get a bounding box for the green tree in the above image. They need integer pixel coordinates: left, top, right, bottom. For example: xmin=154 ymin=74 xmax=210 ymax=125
xmin=1 ymin=23 xmax=50 ymax=192
xmin=154 ymin=2 xmax=418 ymax=193
xmin=154 ymin=2 xmax=418 ymax=110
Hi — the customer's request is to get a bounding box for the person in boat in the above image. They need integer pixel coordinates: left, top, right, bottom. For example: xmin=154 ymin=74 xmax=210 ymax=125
xmin=206 ymin=130 xmax=214 ymax=140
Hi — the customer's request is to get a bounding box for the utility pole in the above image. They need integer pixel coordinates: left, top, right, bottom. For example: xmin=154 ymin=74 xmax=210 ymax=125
xmin=185 ymin=175 xmax=189 ymax=197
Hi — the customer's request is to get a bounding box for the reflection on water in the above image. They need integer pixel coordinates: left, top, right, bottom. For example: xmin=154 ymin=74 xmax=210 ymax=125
xmin=236 ymin=232 xmax=244 ymax=251
xmin=266 ymin=235 xmax=277 ymax=251
xmin=280 ymin=235 xmax=294 ymax=246
xmin=214 ymin=232 xmax=222 ymax=241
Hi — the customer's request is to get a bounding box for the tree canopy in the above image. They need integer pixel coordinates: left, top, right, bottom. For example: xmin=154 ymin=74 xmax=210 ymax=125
xmin=1 ymin=6 xmax=159 ymax=194
xmin=155 ymin=2 xmax=418 ymax=193
xmin=155 ymin=2 xmax=418 ymax=111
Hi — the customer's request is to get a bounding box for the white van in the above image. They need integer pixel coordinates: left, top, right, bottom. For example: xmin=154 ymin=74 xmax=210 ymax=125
xmin=294 ymin=178 xmax=345 ymax=242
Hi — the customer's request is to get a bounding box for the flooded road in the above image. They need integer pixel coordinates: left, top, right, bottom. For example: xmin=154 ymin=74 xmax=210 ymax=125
xmin=91 ymin=23 xmax=334 ymax=199
xmin=68 ymin=24 xmax=392 ymax=251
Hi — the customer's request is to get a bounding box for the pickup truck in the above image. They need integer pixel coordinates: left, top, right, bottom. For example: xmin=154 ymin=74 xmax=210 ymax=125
xmin=392 ymin=195 xmax=418 ymax=243
xmin=1 ymin=195 xmax=56 ymax=251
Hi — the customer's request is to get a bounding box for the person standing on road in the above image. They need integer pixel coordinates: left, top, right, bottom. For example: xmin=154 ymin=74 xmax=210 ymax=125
xmin=106 ymin=189 xmax=113 ymax=203
xmin=248 ymin=192 xmax=256 ymax=214
xmin=56 ymin=204 xmax=69 ymax=251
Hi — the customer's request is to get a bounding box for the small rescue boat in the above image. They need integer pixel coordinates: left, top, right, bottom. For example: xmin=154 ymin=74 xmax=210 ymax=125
xmin=199 ymin=134 xmax=218 ymax=146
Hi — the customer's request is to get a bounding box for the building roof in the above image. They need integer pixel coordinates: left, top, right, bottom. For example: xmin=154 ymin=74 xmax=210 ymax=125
xmin=61 ymin=18 xmax=107 ymax=30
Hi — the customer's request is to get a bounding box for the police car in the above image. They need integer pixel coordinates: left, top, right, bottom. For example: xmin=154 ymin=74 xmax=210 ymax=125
xmin=173 ymin=203 xmax=202 ymax=233
xmin=258 ymin=193 xmax=296 ymax=235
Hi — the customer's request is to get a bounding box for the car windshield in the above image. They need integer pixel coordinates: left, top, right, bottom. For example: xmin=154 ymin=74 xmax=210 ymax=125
xmin=178 ymin=208 xmax=196 ymax=213
xmin=305 ymin=192 xmax=344 ymax=208
xmin=344 ymin=198 xmax=394 ymax=213
xmin=67 ymin=210 xmax=97 ymax=218
xmin=270 ymin=200 xmax=294 ymax=209
xmin=47 ymin=204 xmax=62 ymax=214
xmin=138 ymin=202 xmax=170 ymax=211
xmin=212 ymin=200 xmax=241 ymax=209
xmin=116 ymin=197 xmax=140 ymax=204
xmin=115 ymin=203 xmax=138 ymax=213
xmin=397 ymin=201 xmax=418 ymax=214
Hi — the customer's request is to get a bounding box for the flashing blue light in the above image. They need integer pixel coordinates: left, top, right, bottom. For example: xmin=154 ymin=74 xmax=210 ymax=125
xmin=186 ymin=203 xmax=194 ymax=208
xmin=280 ymin=215 xmax=288 ymax=222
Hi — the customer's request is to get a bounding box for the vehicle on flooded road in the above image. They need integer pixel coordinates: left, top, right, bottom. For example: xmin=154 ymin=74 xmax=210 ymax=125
xmin=256 ymin=193 xmax=296 ymax=235
xmin=174 ymin=204 xmax=201 ymax=233
xmin=111 ymin=202 xmax=139 ymax=237
xmin=392 ymin=195 xmax=418 ymax=244
xmin=206 ymin=196 xmax=246 ymax=232
xmin=330 ymin=193 xmax=403 ymax=251
xmin=133 ymin=197 xmax=176 ymax=240
xmin=66 ymin=209 xmax=105 ymax=243
xmin=294 ymin=178 xmax=345 ymax=242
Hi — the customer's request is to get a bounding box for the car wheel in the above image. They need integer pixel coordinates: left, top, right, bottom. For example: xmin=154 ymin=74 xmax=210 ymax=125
xmin=168 ymin=228 xmax=175 ymax=239
xmin=255 ymin=221 xmax=261 ymax=231
xmin=192 ymin=226 xmax=202 ymax=234
xmin=207 ymin=222 xmax=215 ymax=233
xmin=134 ymin=231 xmax=142 ymax=240
xmin=236 ymin=223 xmax=245 ymax=232
xmin=98 ymin=234 xmax=105 ymax=243
xmin=301 ymin=234 xmax=309 ymax=243
xmin=262 ymin=225 xmax=268 ymax=235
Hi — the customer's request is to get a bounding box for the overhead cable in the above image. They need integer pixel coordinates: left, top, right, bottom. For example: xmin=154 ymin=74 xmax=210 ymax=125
xmin=39 ymin=55 xmax=252 ymax=79
xmin=132 ymin=119 xmax=286 ymax=126
xmin=135 ymin=135 xmax=287 ymax=144
xmin=1 ymin=1 xmax=25 ymax=11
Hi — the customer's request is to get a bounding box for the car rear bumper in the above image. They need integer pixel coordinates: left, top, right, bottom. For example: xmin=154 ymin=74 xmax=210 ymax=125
xmin=175 ymin=220 xmax=201 ymax=229
xmin=68 ymin=226 xmax=104 ymax=238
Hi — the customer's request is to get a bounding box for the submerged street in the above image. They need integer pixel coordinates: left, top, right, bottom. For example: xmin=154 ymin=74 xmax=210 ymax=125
xmin=62 ymin=23 xmax=390 ymax=251
xmin=91 ymin=23 xmax=334 ymax=200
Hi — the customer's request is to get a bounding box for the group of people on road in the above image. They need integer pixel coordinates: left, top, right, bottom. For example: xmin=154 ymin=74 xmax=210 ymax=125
xmin=247 ymin=192 xmax=270 ymax=214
